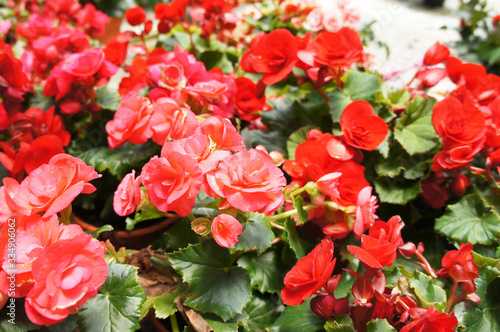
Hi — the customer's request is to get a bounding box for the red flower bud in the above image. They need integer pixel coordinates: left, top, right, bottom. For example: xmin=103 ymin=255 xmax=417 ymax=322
xmin=125 ymin=6 xmax=146 ymax=26
xmin=310 ymin=294 xmax=349 ymax=319
xmin=450 ymin=174 xmax=471 ymax=197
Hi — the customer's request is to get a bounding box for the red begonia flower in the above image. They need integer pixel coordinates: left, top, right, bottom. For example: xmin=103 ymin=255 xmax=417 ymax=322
xmin=125 ymin=6 xmax=146 ymax=26
xmin=436 ymin=243 xmax=479 ymax=282
xmin=423 ymin=42 xmax=450 ymax=66
xmin=400 ymin=306 xmax=458 ymax=332
xmin=347 ymin=235 xmax=398 ymax=269
xmin=281 ymin=239 xmax=336 ymax=306
xmin=340 ymin=100 xmax=388 ymax=151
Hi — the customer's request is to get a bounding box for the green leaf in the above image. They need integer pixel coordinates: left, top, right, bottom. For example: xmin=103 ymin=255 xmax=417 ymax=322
xmin=284 ymin=218 xmax=308 ymax=259
xmin=95 ymin=86 xmax=122 ymax=111
xmin=453 ymin=265 xmax=500 ymax=330
xmin=239 ymin=293 xmax=284 ymax=331
xmin=30 ymin=86 xmax=54 ymax=110
xmin=435 ymin=194 xmax=500 ymax=245
xmin=374 ymin=176 xmax=421 ymax=205
xmin=394 ymin=96 xmax=439 ymax=155
xmin=125 ymin=204 xmax=165 ymax=230
xmin=202 ymin=314 xmax=238 ymax=332
xmin=41 ymin=314 xmax=77 ymax=332
xmin=409 ymin=271 xmax=447 ymax=311
xmin=291 ymin=194 xmax=309 ymax=225
xmin=71 ymin=141 xmax=160 ymax=179
xmin=270 ymin=298 xmax=324 ymax=332
xmin=89 ymin=224 xmax=114 ymax=238
xmin=374 ymin=143 xmax=431 ymax=180
xmin=324 ymin=314 xmax=356 ymax=332
xmin=167 ymin=241 xmax=251 ymax=321
xmin=160 ymin=219 xmax=199 ymax=253
xmin=237 ymin=249 xmax=285 ymax=294
xmin=77 ymin=262 xmax=147 ymax=332
xmin=366 ymin=319 xmax=396 ymax=332
xmin=243 ymin=129 xmax=289 ymax=155
xmin=287 ymin=125 xmax=318 ymax=160
xmin=233 ymin=213 xmax=275 ymax=255
xmin=328 ymin=71 xmax=381 ymax=122
xmin=140 ymin=284 xmax=187 ymax=319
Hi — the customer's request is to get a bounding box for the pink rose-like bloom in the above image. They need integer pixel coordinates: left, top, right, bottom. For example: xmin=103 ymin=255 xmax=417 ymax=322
xmin=206 ymin=149 xmax=286 ymax=215
xmin=194 ymin=115 xmax=245 ymax=153
xmin=113 ymin=170 xmax=142 ymax=216
xmin=0 ymin=214 xmax=84 ymax=298
xmin=150 ymin=99 xmax=199 ymax=145
xmin=212 ymin=214 xmax=243 ymax=248
xmin=141 ymin=151 xmax=203 ymax=216
xmin=1 ymin=154 xmax=100 ymax=218
xmin=106 ymin=94 xmax=154 ymax=149
xmin=25 ymin=234 xmax=108 ymax=326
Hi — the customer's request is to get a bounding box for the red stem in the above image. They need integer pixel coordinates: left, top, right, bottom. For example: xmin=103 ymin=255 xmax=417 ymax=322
xmin=415 ymin=250 xmax=437 ymax=278
xmin=446 ymin=280 xmax=459 ymax=313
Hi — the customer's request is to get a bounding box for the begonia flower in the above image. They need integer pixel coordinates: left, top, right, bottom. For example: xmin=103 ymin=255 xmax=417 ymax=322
xmin=212 ymin=214 xmax=243 ymax=248
xmin=113 ymin=170 xmax=142 ymax=216
xmin=281 ymin=239 xmax=336 ymax=306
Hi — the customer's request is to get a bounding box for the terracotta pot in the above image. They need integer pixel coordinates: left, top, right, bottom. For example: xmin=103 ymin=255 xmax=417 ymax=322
xmin=71 ymin=213 xmax=180 ymax=249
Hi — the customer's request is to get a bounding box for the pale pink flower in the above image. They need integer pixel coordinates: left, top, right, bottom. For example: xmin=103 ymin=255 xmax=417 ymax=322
xmin=212 ymin=214 xmax=243 ymax=248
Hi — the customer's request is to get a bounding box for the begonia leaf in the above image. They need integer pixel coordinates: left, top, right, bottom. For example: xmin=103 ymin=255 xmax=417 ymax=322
xmin=237 ymin=293 xmax=284 ymax=331
xmin=374 ymin=176 xmax=421 ymax=205
xmin=374 ymin=143 xmax=431 ymax=179
xmin=453 ymin=265 xmax=500 ymax=330
xmin=96 ymin=86 xmax=122 ymax=111
xmin=328 ymin=71 xmax=381 ymax=122
xmin=166 ymin=241 xmax=252 ymax=321
xmin=160 ymin=219 xmax=199 ymax=253
xmin=237 ymin=249 xmax=285 ymax=294
xmin=287 ymin=125 xmax=319 ymax=160
xmin=324 ymin=314 xmax=355 ymax=331
xmin=270 ymin=298 xmax=324 ymax=332
xmin=394 ymin=96 xmax=440 ymax=155
xmin=366 ymin=318 xmax=396 ymax=332
xmin=202 ymin=314 xmax=238 ymax=332
xmin=233 ymin=213 xmax=275 ymax=255
xmin=77 ymin=262 xmax=147 ymax=332
xmin=31 ymin=86 xmax=54 ymax=111
xmin=71 ymin=141 xmax=160 ymax=179
xmin=409 ymin=270 xmax=447 ymax=311
xmin=41 ymin=314 xmax=77 ymax=331
xmin=140 ymin=284 xmax=187 ymax=320
xmin=435 ymin=193 xmax=500 ymax=245
xmin=284 ymin=218 xmax=308 ymax=259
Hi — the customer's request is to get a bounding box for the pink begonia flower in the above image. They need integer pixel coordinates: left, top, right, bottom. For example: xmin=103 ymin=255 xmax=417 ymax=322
xmin=206 ymin=149 xmax=286 ymax=215
xmin=212 ymin=214 xmax=243 ymax=248
xmin=0 ymin=214 xmax=84 ymax=298
xmin=0 ymin=154 xmax=100 ymax=219
xmin=353 ymin=186 xmax=378 ymax=238
xmin=194 ymin=115 xmax=245 ymax=153
xmin=141 ymin=152 xmax=203 ymax=216
xmin=106 ymin=94 xmax=155 ymax=149
xmin=150 ymin=99 xmax=199 ymax=145
xmin=25 ymin=234 xmax=107 ymax=326
xmin=315 ymin=172 xmax=342 ymax=198
xmin=113 ymin=170 xmax=142 ymax=216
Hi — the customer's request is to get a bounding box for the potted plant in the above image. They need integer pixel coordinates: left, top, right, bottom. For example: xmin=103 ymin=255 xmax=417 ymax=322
xmin=0 ymin=0 xmax=499 ymax=331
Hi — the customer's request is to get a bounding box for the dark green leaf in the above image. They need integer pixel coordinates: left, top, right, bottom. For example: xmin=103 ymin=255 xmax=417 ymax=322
xmin=287 ymin=125 xmax=318 ymax=160
xmin=41 ymin=314 xmax=77 ymax=332
xmin=125 ymin=204 xmax=165 ymax=230
xmin=140 ymin=284 xmax=187 ymax=319
xmin=243 ymin=129 xmax=289 ymax=155
xmin=324 ymin=314 xmax=356 ymax=332
xmin=409 ymin=271 xmax=447 ymax=311
xmin=435 ymin=194 xmax=500 ymax=245
xmin=95 ymin=86 xmax=121 ymax=111
xmin=239 ymin=293 xmax=284 ymax=331
xmin=328 ymin=71 xmax=382 ymax=122
xmin=77 ymin=262 xmax=147 ymax=332
xmin=161 ymin=219 xmax=199 ymax=253
xmin=89 ymin=224 xmax=114 ymax=238
xmin=374 ymin=176 xmax=421 ymax=205
xmin=366 ymin=319 xmax=396 ymax=332
xmin=238 ymin=249 xmax=285 ymax=294
xmin=453 ymin=265 xmax=500 ymax=330
xmin=270 ymin=298 xmax=324 ymax=332
xmin=233 ymin=213 xmax=275 ymax=255
xmin=72 ymin=141 xmax=160 ymax=179
xmin=284 ymin=218 xmax=308 ymax=259
xmin=202 ymin=314 xmax=238 ymax=332
xmin=167 ymin=241 xmax=251 ymax=321
xmin=30 ymin=86 xmax=54 ymax=110
xmin=394 ymin=96 xmax=439 ymax=155
xmin=374 ymin=143 xmax=431 ymax=180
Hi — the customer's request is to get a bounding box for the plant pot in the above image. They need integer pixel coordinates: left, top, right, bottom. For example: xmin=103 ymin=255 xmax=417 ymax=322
xmin=423 ymin=0 xmax=445 ymax=8
xmin=71 ymin=213 xmax=180 ymax=249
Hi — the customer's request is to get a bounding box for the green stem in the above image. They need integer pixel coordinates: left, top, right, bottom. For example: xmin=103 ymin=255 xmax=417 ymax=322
xmin=170 ymin=313 xmax=180 ymax=332
xmin=269 ymin=222 xmax=286 ymax=231
xmin=446 ymin=280 xmax=459 ymax=313
xmin=187 ymin=213 xmax=196 ymax=222
xmin=267 ymin=205 xmax=317 ymax=222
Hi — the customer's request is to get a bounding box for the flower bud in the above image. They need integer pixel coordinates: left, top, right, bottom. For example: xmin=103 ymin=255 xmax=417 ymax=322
xmin=125 ymin=6 xmax=146 ymax=26
xmin=191 ymin=218 xmax=212 ymax=236
xmin=450 ymin=174 xmax=471 ymax=197
xmin=310 ymin=294 xmax=349 ymax=319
